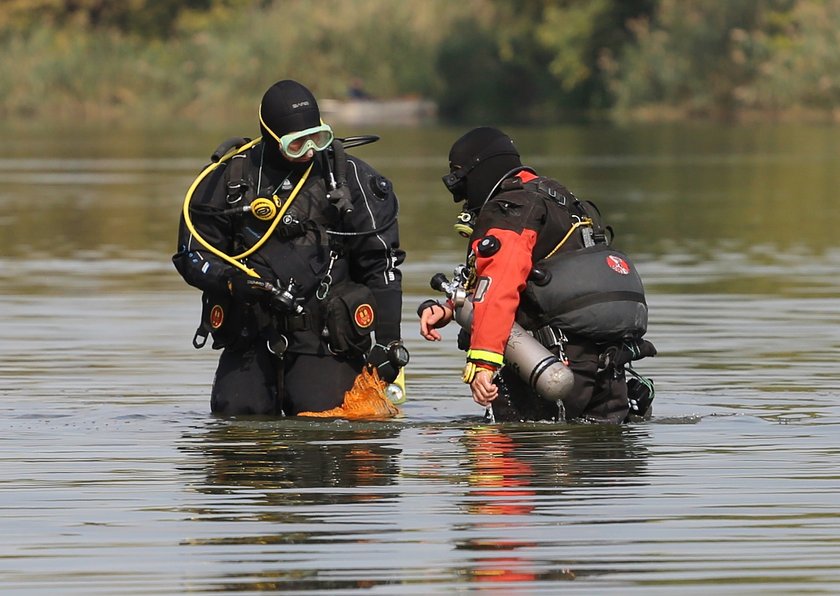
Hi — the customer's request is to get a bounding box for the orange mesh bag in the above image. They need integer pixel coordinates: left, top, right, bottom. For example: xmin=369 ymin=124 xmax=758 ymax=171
xmin=297 ymin=366 xmax=399 ymax=419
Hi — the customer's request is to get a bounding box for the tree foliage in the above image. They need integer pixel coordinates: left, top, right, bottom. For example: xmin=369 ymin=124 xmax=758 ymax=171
xmin=608 ymin=0 xmax=800 ymax=118
xmin=435 ymin=0 xmax=655 ymax=123
xmin=0 ymin=0 xmax=257 ymax=38
xmin=1 ymin=0 xmax=839 ymax=124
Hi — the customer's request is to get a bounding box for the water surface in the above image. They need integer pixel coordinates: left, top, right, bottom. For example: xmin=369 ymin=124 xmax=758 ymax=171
xmin=1 ymin=122 xmax=839 ymax=594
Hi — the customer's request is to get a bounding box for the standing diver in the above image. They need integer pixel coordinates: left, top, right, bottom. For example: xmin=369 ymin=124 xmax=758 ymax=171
xmin=418 ymin=127 xmax=655 ymax=423
xmin=173 ymin=80 xmax=406 ymax=416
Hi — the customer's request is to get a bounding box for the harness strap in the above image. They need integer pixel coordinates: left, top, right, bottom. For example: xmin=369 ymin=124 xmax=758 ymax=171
xmin=325 ymin=139 xmax=354 ymax=217
xmin=511 ymin=176 xmax=610 ymax=256
xmin=534 ymin=324 xmax=569 ymax=364
xmin=253 ymin=305 xmax=289 ymax=359
xmin=331 ymin=138 xmax=348 ymax=186
xmin=193 ymin=323 xmax=209 ymax=349
xmin=275 ymin=216 xmax=314 ymax=240
xmin=225 ymin=153 xmax=248 ymax=204
xmin=192 ymin=291 xmax=225 ymax=349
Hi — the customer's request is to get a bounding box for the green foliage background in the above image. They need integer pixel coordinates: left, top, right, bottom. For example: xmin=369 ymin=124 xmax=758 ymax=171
xmin=2 ymin=0 xmax=839 ymax=125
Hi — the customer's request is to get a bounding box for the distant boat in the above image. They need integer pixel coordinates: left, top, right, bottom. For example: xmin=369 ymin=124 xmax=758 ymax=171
xmin=320 ymin=97 xmax=437 ymax=126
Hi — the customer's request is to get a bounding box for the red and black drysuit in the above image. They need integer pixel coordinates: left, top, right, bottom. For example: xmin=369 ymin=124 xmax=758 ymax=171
xmin=465 ymin=170 xmax=649 ymax=423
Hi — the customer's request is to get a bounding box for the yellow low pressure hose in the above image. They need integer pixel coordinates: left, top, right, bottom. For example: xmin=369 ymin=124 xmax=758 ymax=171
xmin=230 ymin=162 xmax=312 ymax=260
xmin=181 ymin=137 xmax=312 ymax=278
xmin=545 ymin=218 xmax=594 ymax=259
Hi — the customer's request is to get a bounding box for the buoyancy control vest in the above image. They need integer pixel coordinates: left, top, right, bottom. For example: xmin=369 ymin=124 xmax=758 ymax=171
xmin=512 ymin=176 xmax=648 ymax=342
xmin=189 ymin=138 xmax=356 ymax=354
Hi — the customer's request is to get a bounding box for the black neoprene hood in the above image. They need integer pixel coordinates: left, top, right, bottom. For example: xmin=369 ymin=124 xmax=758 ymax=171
xmin=446 ymin=126 xmax=522 ymax=210
xmin=259 ymin=80 xmax=321 ymax=140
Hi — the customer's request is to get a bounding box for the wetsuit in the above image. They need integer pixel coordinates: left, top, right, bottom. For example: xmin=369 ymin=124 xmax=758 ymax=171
xmin=466 ymin=169 xmax=648 ymax=423
xmin=173 ymin=140 xmax=403 ymax=415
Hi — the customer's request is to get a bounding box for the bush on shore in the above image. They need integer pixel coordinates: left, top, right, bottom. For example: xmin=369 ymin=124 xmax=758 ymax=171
xmin=2 ymin=0 xmax=839 ymax=126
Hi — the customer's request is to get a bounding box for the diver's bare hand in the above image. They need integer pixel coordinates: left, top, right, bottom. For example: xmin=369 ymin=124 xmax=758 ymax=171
xmin=470 ymin=370 xmax=498 ymax=406
xmin=419 ymin=302 xmax=454 ymax=341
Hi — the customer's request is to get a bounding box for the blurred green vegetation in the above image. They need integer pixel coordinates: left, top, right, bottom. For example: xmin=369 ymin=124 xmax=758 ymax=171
xmin=1 ymin=0 xmax=839 ymax=126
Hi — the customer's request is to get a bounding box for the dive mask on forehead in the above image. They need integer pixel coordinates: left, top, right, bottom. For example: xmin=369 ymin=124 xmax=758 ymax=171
xmin=277 ymin=124 xmax=334 ymax=158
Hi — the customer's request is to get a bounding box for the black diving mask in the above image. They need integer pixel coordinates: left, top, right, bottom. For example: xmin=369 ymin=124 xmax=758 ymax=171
xmin=442 ymin=167 xmax=467 ymax=202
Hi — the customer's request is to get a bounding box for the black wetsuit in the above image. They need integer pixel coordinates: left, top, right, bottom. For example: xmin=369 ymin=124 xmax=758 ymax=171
xmin=173 ymin=140 xmax=404 ymax=415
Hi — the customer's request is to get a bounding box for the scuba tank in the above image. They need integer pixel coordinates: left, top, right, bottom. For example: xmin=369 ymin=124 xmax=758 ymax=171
xmin=430 ymin=270 xmax=574 ymax=403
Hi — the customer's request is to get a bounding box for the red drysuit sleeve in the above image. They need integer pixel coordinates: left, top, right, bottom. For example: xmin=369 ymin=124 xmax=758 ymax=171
xmin=467 ymin=227 xmax=537 ymax=368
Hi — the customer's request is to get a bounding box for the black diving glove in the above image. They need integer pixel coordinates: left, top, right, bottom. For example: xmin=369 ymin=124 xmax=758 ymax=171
xmin=616 ymin=339 xmax=657 ymax=368
xmin=366 ymin=341 xmax=410 ymax=384
xmin=225 ymin=272 xmax=276 ymax=304
xmin=599 ymin=339 xmax=658 ymax=370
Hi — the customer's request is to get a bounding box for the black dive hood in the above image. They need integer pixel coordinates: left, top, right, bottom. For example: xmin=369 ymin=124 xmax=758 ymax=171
xmin=443 ymin=126 xmax=522 ymax=211
xmin=259 ymin=79 xmax=322 ymax=171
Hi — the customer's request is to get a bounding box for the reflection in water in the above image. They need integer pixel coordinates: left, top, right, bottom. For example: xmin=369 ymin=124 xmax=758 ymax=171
xmin=454 ymin=425 xmax=650 ymax=588
xmin=177 ymin=419 xmax=402 ymax=591
xmin=180 ymin=419 xmax=401 ymax=507
xmin=174 ymin=420 xmax=652 ymax=592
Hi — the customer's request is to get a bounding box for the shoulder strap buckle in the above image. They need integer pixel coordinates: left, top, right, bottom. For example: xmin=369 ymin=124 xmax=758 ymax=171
xmin=225 ymin=153 xmax=248 ymax=203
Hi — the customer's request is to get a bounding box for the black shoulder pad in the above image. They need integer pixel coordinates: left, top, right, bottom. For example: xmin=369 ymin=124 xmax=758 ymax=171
xmin=499 ymin=177 xmax=524 ymax=192
xmin=535 ymin=178 xmax=575 ymax=206
xmin=211 ymin=137 xmax=251 ymax=162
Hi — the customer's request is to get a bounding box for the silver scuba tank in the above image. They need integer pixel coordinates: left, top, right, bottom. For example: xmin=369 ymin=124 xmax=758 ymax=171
xmin=431 ymin=272 xmax=574 ymax=403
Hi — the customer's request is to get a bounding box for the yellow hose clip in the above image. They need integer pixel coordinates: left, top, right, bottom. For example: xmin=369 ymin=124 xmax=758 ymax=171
xmin=462 ymin=361 xmax=479 ymax=384
xmin=453 ymin=210 xmax=475 ymax=238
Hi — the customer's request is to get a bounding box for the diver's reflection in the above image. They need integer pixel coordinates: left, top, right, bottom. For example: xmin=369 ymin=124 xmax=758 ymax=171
xmin=180 ymin=419 xmax=402 ymax=511
xmin=177 ymin=419 xmax=403 ymax=592
xmin=455 ymin=424 xmax=651 ymax=586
